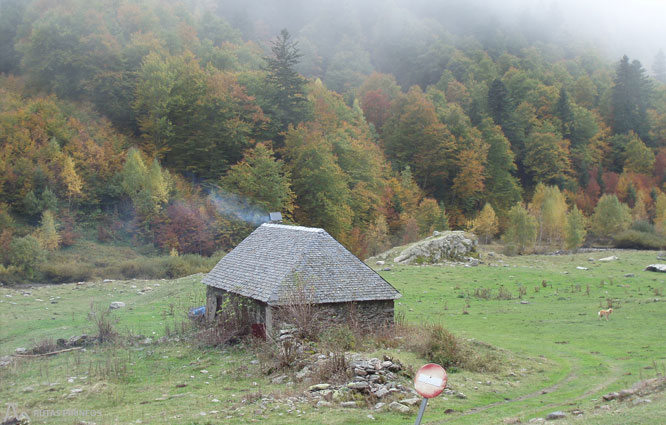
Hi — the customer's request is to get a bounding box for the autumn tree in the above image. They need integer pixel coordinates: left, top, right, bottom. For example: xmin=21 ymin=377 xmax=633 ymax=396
xmin=220 ymin=143 xmax=294 ymax=215
xmin=134 ymin=52 xmax=265 ymax=180
xmin=503 ymin=203 xmax=537 ymax=254
xmin=590 ymin=194 xmax=632 ymax=238
xmin=61 ymin=156 xmax=83 ymax=209
xmin=284 ymin=125 xmax=352 ymax=240
xmin=9 ymin=235 xmax=44 ymax=279
xmin=529 ymin=184 xmax=568 ymax=247
xmin=471 ymin=203 xmax=499 ymax=244
xmin=120 ymin=148 xmax=148 ymax=202
xmin=623 ymin=134 xmax=655 ymax=174
xmin=565 ymin=205 xmax=587 ymax=251
xmin=120 ymin=149 xmax=170 ymax=220
xmin=415 ymin=198 xmax=448 ymax=237
xmin=37 ymin=210 xmax=59 ymax=251
xmin=366 ymin=215 xmax=391 ymax=256
xmin=522 ymin=124 xmax=572 ymax=188
xmin=383 ymin=86 xmax=455 ymax=195
xmin=655 ymin=191 xmax=666 ymax=234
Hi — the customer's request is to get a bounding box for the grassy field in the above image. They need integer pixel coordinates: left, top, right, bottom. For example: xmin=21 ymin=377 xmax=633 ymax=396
xmin=1 ymin=249 xmax=665 ymax=424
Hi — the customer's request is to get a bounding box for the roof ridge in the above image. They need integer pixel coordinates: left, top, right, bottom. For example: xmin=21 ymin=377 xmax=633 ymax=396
xmin=261 ymin=223 xmax=324 ymax=232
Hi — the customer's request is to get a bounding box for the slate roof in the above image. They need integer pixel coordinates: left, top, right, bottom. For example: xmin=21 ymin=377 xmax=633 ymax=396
xmin=202 ymin=223 xmax=401 ymax=306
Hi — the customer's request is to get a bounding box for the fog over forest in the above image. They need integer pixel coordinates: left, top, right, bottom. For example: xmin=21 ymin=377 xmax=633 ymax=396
xmin=208 ymin=0 xmax=666 ymax=71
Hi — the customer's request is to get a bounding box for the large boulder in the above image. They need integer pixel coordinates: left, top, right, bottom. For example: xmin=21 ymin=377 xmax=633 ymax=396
xmin=394 ymin=231 xmax=477 ymax=264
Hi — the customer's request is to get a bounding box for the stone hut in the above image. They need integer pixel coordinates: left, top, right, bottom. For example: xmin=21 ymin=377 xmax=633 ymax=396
xmin=203 ymin=223 xmax=401 ymax=335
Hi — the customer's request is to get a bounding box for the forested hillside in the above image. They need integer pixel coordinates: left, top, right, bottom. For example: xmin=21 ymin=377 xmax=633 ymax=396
xmin=2 ymin=0 xmax=666 ymax=282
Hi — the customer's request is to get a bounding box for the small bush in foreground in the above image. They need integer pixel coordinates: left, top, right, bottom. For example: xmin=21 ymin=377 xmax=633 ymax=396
xmin=411 ymin=324 xmax=502 ymax=373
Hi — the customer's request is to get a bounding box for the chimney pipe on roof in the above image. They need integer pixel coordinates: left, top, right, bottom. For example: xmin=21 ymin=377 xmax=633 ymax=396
xmin=268 ymin=212 xmax=282 ymax=223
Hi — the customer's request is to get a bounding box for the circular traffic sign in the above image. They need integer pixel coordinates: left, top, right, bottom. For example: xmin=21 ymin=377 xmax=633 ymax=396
xmin=414 ymin=363 xmax=448 ymax=398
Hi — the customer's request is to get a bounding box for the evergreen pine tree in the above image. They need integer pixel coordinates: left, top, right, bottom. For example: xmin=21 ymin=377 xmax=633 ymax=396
xmin=555 ymin=87 xmax=574 ymax=140
xmin=264 ymin=29 xmax=308 ymax=140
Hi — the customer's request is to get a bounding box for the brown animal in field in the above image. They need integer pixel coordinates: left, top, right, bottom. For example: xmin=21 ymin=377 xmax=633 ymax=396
xmin=598 ymin=308 xmax=613 ymax=320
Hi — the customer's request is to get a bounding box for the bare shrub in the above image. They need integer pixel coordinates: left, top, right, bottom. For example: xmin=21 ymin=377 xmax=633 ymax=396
xmin=496 ymin=286 xmax=512 ymax=300
xmin=250 ymin=335 xmax=305 ymax=375
xmin=274 ymin=277 xmax=321 ymax=340
xmin=518 ymin=286 xmax=527 ymax=298
xmin=310 ymin=351 xmax=351 ymax=385
xmin=89 ymin=304 xmax=118 ymax=344
xmin=195 ymin=295 xmax=253 ymax=347
xmin=474 ymin=287 xmax=492 ymax=299
xmin=28 ymin=337 xmax=58 ymax=355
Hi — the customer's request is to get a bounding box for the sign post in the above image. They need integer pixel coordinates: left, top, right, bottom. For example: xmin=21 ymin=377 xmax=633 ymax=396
xmin=413 ymin=363 xmax=448 ymax=425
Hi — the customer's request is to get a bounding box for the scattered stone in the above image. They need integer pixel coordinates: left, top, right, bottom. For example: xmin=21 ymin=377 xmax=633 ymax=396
xmin=367 ymin=414 xmax=375 ymax=420
xmin=400 ymin=398 xmax=421 ymax=406
xmin=272 ymin=375 xmax=288 ymax=384
xmin=602 ymin=392 xmax=619 ymax=401
xmin=576 ymin=266 xmax=589 ymax=270
xmin=456 ymin=392 xmax=467 ymax=399
xmin=528 ymin=419 xmax=545 ymax=423
xmin=22 ymin=386 xmax=34 ymax=393
xmin=624 ymin=273 xmax=635 ymax=277
xmin=109 ymin=301 xmax=125 ymax=309
xmin=381 ymin=267 xmax=392 ymax=271
xmin=374 ymin=402 xmax=386 ymax=410
xmin=644 ymin=264 xmax=666 ymax=272
xmin=308 ymin=384 xmax=331 ymax=392
xmin=571 ymin=409 xmax=583 ymax=416
xmin=340 ymin=401 xmax=358 ymax=408
xmin=15 ymin=347 xmax=27 ymax=354
xmin=503 ymin=418 xmax=522 ymax=424
xmin=316 ymin=400 xmax=332 ymax=408
xmin=373 ymin=387 xmax=389 ymax=398
xmin=599 ymin=256 xmax=618 ymax=262
xmin=520 ymin=300 xmax=529 ymax=304
xmin=389 ymin=401 xmax=410 ymax=413
xmin=295 ymin=367 xmax=310 ymax=380
xmin=200 ymin=370 xmax=208 ymax=374
xmin=103 ymin=279 xmax=115 ymax=282
xmin=546 ymin=411 xmax=566 ymax=420
xmin=631 ymin=398 xmax=651 ymax=406
xmin=347 ymin=381 xmax=370 ymax=391
xmin=71 ymin=388 xmax=83 ymax=394
xmin=618 ymin=389 xmax=635 ymax=399
xmin=376 ymin=261 xmax=385 ymax=265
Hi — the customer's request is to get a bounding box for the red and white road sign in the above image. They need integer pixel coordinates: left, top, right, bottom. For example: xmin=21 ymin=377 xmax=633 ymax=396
xmin=414 ymin=363 xmax=448 ymax=398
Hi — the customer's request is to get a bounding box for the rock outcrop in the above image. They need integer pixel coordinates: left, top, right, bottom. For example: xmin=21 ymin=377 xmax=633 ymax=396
xmin=394 ymin=231 xmax=477 ymax=264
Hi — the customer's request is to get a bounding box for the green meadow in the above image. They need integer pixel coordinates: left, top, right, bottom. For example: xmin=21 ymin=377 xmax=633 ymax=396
xmin=1 ymin=249 xmax=665 ymax=424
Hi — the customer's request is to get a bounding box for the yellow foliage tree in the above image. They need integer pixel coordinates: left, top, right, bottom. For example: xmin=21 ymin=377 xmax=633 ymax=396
xmin=529 ymin=183 xmax=567 ymax=247
xmin=471 ymin=203 xmax=499 ymax=244
xmin=37 ymin=210 xmax=60 ymax=251
xmin=632 ymin=191 xmax=649 ymax=222
xmin=61 ymin=155 xmax=83 ymax=208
